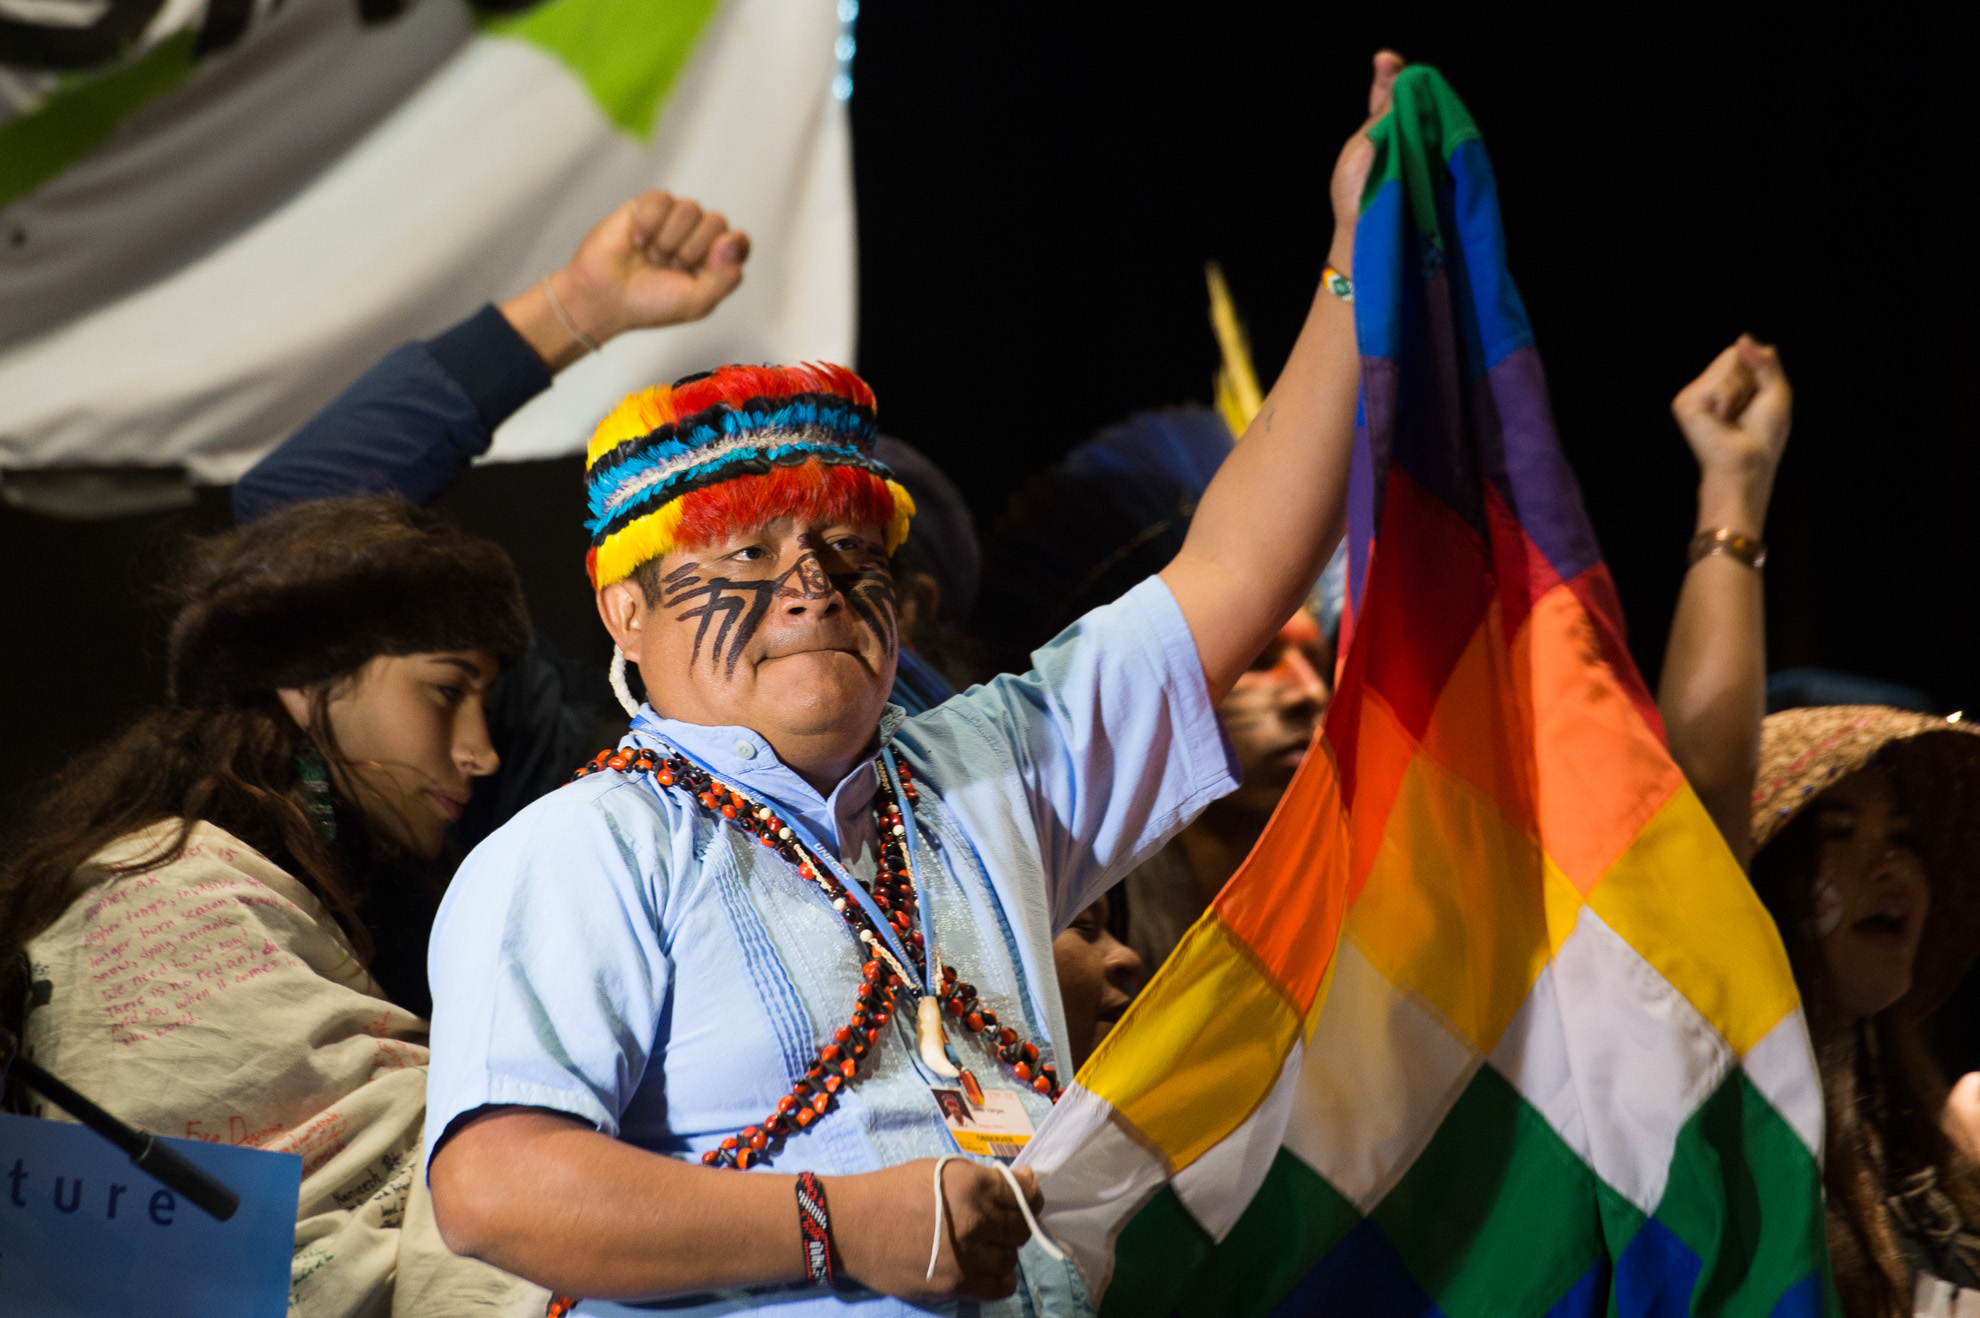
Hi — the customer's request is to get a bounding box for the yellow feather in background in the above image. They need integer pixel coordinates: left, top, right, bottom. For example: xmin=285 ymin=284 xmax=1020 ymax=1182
xmin=1205 ymin=260 xmax=1264 ymax=439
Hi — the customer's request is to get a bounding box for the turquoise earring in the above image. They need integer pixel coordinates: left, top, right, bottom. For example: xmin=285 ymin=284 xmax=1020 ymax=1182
xmin=296 ymin=750 xmax=337 ymax=841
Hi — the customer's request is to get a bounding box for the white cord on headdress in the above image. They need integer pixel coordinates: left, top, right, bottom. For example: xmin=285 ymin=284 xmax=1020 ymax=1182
xmin=925 ymin=1155 xmax=1065 ymax=1283
xmin=609 ymin=645 xmax=640 ymax=717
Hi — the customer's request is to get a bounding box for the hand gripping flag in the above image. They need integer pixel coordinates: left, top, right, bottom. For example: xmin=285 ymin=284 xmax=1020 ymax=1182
xmin=1017 ymin=66 xmax=1834 ymax=1317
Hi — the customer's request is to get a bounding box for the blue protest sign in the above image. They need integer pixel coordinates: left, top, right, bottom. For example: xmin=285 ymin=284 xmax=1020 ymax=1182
xmin=0 ymin=1111 xmax=299 ymax=1317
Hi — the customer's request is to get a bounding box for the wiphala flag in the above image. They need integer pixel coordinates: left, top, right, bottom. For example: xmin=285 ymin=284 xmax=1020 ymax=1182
xmin=1020 ymin=64 xmax=1832 ymax=1318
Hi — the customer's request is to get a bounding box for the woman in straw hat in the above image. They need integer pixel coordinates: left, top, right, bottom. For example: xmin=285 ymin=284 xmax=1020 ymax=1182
xmin=1657 ymin=335 xmax=1980 ymax=1314
xmin=1750 ymin=708 xmax=1980 ymax=1314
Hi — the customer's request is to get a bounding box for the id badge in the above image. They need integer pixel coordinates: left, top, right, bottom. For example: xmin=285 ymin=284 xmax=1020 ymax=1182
xmin=929 ymin=1083 xmax=1036 ymax=1160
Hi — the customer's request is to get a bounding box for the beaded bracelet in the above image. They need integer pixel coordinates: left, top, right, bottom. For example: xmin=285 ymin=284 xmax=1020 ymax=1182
xmin=797 ymin=1171 xmax=835 ymax=1286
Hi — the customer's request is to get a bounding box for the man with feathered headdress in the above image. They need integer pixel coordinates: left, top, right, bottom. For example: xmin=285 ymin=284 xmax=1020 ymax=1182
xmin=421 ymin=53 xmax=1404 ymax=1318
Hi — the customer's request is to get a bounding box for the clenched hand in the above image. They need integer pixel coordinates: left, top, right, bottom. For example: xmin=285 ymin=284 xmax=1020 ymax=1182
xmin=504 ymin=190 xmax=751 ymax=370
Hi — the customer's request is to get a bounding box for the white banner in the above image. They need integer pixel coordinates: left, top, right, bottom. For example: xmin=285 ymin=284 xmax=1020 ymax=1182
xmin=0 ymin=0 xmax=854 ymax=481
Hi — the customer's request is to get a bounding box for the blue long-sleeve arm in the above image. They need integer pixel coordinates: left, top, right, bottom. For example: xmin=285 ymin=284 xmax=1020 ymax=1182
xmin=233 ymin=305 xmax=552 ymax=523
xmin=229 ymin=305 xmax=596 ymax=866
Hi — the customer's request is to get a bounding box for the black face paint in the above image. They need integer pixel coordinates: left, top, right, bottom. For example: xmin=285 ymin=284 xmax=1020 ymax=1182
xmin=661 ymin=559 xmax=781 ymax=679
xmin=789 ymin=552 xmax=832 ymax=600
xmin=661 ymin=550 xmax=898 ymax=679
xmin=835 ymin=562 xmax=898 ymax=659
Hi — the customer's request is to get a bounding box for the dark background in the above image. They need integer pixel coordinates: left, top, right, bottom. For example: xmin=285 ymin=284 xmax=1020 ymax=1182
xmin=3 ymin=4 xmax=1977 ymax=820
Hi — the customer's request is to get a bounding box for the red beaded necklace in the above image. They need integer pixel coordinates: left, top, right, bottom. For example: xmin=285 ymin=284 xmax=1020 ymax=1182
xmin=572 ymin=741 xmax=1061 ymax=1170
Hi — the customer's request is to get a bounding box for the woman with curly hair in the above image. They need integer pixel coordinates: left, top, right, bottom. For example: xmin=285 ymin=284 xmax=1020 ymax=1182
xmin=0 ymin=497 xmax=546 ymax=1317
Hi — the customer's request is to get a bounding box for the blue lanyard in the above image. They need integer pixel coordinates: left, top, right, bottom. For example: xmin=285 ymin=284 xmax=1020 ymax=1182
xmin=643 ymin=733 xmax=927 ymax=992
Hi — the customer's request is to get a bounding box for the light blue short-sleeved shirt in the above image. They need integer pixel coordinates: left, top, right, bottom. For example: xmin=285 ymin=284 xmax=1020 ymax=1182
xmin=425 ymin=576 xmax=1237 ymax=1317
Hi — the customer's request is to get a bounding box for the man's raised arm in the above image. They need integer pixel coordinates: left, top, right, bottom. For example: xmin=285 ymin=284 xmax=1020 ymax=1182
xmin=1160 ymin=52 xmax=1403 ymax=700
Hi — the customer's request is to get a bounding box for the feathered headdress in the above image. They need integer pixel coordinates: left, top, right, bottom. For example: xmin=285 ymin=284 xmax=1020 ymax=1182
xmin=582 ymin=363 xmax=914 ymax=589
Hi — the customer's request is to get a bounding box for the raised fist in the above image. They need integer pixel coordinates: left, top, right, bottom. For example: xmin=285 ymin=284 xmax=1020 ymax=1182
xmin=550 ymin=191 xmax=752 ymax=344
xmin=1670 ymin=334 xmax=1793 ymax=484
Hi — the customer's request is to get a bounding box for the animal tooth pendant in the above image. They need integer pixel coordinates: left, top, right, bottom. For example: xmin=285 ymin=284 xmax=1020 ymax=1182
xmin=918 ymin=996 xmax=960 ymax=1078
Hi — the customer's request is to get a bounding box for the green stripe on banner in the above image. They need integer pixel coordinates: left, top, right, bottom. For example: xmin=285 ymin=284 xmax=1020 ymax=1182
xmin=0 ymin=30 xmax=199 ymax=210
xmin=1652 ymin=1069 xmax=1840 ymax=1316
xmin=1372 ymin=1066 xmax=1609 ymax=1318
xmin=481 ymin=0 xmax=722 ymax=138
xmin=1174 ymin=1150 xmax=1361 ymax=1318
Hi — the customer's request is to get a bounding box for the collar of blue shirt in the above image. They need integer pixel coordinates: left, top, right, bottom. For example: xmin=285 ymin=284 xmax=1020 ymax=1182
xmin=627 ymin=704 xmax=908 ymax=861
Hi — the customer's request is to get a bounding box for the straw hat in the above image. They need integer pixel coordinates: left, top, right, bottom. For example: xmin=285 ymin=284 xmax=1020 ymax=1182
xmin=1753 ymin=705 xmax=1980 ymax=1012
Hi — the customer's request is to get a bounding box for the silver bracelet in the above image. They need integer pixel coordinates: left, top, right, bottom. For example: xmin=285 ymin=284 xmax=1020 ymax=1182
xmin=541 ymin=276 xmax=602 ymax=354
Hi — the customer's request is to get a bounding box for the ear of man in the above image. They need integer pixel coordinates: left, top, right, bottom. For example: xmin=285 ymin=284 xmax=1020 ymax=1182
xmin=596 ymin=578 xmax=648 ymax=665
